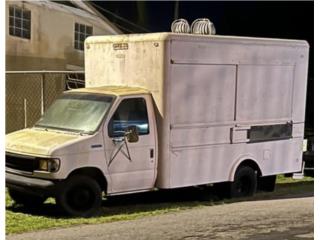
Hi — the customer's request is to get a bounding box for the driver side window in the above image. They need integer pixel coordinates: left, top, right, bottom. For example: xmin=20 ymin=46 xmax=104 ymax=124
xmin=108 ymin=98 xmax=149 ymax=137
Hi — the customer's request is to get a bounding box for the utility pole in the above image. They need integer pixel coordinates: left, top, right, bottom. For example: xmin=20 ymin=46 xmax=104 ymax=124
xmin=137 ymin=2 xmax=147 ymax=32
xmin=174 ymin=0 xmax=179 ymax=20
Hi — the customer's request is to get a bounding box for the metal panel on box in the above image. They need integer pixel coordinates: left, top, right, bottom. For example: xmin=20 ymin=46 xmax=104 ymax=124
xmin=168 ymin=64 xmax=237 ymax=187
xmin=171 ymin=125 xmax=231 ymax=148
xmin=170 ymin=64 xmax=236 ymax=124
xmin=231 ymin=125 xmax=250 ymax=143
xmin=236 ymin=65 xmax=294 ymax=122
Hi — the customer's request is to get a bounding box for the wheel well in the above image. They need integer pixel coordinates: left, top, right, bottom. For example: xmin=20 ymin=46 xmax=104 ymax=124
xmin=68 ymin=167 xmax=107 ymax=192
xmin=237 ymin=160 xmax=262 ymax=177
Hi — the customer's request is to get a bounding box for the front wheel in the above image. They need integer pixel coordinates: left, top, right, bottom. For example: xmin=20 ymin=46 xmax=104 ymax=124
xmin=230 ymin=166 xmax=257 ymax=198
xmin=56 ymin=175 xmax=102 ymax=217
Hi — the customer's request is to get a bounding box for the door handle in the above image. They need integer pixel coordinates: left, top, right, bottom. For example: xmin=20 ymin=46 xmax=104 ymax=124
xmin=112 ymin=137 xmax=124 ymax=144
xmin=150 ymin=149 xmax=154 ymax=158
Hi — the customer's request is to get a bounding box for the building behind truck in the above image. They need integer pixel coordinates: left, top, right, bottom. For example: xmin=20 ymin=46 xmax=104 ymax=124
xmin=6 ymin=31 xmax=309 ymax=217
xmin=6 ymin=0 xmax=120 ymax=71
xmin=5 ymin=0 xmax=121 ymax=133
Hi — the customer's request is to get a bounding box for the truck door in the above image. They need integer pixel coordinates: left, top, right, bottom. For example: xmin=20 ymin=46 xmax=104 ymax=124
xmin=104 ymin=96 xmax=157 ymax=193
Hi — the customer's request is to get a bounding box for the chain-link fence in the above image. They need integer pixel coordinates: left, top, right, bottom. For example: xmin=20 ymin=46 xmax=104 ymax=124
xmin=6 ymin=71 xmax=85 ymax=133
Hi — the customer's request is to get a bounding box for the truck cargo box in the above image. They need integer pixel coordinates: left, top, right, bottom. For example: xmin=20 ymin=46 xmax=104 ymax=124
xmin=85 ymin=33 xmax=309 ymax=188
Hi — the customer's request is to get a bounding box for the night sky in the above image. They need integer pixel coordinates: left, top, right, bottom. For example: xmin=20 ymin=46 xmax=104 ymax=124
xmin=92 ymin=1 xmax=314 ymax=128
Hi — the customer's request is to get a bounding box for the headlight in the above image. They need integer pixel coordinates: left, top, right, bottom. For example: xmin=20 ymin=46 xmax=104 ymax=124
xmin=38 ymin=158 xmax=60 ymax=172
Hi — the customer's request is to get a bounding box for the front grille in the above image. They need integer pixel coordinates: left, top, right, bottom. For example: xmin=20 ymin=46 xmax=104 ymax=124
xmin=6 ymin=153 xmax=39 ymax=172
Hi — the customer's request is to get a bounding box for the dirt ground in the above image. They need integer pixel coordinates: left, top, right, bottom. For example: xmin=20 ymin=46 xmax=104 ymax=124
xmin=7 ymin=195 xmax=313 ymax=240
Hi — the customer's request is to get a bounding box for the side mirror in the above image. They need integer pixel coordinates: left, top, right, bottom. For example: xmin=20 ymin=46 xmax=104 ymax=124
xmin=125 ymin=126 xmax=139 ymax=143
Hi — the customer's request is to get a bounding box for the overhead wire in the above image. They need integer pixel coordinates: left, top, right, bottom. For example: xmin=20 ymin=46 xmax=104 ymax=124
xmin=113 ymin=22 xmax=135 ymax=33
xmin=90 ymin=2 xmax=150 ymax=33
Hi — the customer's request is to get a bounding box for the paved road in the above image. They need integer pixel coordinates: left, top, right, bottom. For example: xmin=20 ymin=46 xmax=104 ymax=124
xmin=7 ymin=196 xmax=313 ymax=240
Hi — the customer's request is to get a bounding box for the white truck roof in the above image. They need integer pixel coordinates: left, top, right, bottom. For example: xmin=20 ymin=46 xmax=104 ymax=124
xmin=86 ymin=32 xmax=308 ymax=47
xmin=70 ymin=85 xmax=150 ymax=96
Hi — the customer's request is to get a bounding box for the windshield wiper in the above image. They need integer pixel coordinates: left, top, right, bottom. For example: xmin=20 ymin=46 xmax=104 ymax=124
xmin=34 ymin=125 xmax=90 ymax=135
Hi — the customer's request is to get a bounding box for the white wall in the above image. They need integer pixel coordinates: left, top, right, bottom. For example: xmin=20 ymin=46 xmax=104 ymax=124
xmin=6 ymin=1 xmax=116 ymax=70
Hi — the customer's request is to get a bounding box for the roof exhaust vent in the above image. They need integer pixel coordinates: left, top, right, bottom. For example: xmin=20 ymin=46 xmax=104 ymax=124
xmin=171 ymin=19 xmax=190 ymax=33
xmin=191 ymin=18 xmax=216 ymax=35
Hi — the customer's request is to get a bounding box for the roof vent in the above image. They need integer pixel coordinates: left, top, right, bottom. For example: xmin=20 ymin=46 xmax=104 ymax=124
xmin=171 ymin=19 xmax=190 ymax=33
xmin=191 ymin=18 xmax=216 ymax=35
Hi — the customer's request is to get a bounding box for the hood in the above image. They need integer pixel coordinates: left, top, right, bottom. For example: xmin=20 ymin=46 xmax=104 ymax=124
xmin=6 ymin=128 xmax=85 ymax=156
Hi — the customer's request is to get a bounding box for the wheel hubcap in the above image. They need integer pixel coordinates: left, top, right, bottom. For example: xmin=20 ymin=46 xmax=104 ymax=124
xmin=67 ymin=187 xmax=94 ymax=211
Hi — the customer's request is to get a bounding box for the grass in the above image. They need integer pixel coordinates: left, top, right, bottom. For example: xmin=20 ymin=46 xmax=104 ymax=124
xmin=6 ymin=175 xmax=314 ymax=235
xmin=276 ymin=174 xmax=313 ymax=184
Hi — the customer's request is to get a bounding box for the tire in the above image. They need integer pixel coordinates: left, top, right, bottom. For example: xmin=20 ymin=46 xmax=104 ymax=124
xmin=230 ymin=166 xmax=257 ymax=198
xmin=8 ymin=189 xmax=46 ymax=207
xmin=258 ymin=175 xmax=276 ymax=192
xmin=56 ymin=175 xmax=102 ymax=217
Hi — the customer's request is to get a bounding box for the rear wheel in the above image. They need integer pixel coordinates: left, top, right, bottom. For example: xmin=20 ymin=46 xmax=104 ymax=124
xmin=56 ymin=175 xmax=102 ymax=217
xmin=8 ymin=189 xmax=47 ymax=207
xmin=230 ymin=166 xmax=257 ymax=198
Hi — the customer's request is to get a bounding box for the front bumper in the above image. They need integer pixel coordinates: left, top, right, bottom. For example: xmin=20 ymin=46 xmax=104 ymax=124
xmin=6 ymin=172 xmax=62 ymax=197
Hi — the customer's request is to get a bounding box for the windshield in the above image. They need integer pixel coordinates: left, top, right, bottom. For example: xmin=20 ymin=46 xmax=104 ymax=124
xmin=35 ymin=93 xmax=114 ymax=133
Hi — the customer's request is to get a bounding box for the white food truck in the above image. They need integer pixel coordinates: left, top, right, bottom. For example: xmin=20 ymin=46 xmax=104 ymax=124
xmin=6 ymin=32 xmax=309 ymax=216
